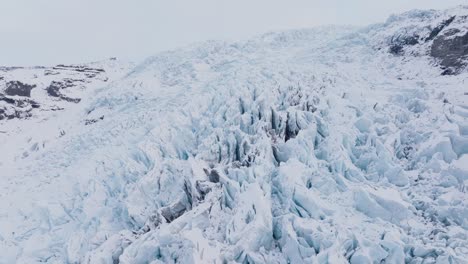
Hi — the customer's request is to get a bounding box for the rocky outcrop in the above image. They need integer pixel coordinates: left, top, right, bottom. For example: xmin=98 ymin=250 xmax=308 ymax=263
xmin=46 ymin=80 xmax=82 ymax=103
xmin=0 ymin=60 xmax=124 ymax=121
xmin=389 ymin=34 xmax=420 ymax=55
xmin=4 ymin=81 xmax=36 ymax=97
xmin=0 ymin=94 xmax=39 ymax=120
xmin=425 ymin=16 xmax=456 ymax=42
xmin=383 ymin=9 xmax=468 ymax=75
xmin=53 ymin=65 xmax=106 ymax=79
xmin=431 ymin=29 xmax=468 ymax=75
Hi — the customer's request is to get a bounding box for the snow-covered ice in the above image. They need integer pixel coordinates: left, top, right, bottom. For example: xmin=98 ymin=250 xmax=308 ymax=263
xmin=1 ymin=6 xmax=468 ymax=264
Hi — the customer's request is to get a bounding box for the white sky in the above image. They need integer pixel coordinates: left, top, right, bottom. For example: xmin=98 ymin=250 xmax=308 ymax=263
xmin=1 ymin=0 xmax=466 ymax=66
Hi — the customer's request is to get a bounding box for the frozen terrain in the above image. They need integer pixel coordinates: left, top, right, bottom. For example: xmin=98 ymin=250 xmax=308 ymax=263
xmin=1 ymin=6 xmax=468 ymax=264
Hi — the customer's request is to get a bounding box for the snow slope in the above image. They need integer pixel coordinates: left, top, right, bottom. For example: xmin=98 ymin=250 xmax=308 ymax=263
xmin=1 ymin=6 xmax=467 ymax=264
xmin=0 ymin=59 xmax=134 ymax=173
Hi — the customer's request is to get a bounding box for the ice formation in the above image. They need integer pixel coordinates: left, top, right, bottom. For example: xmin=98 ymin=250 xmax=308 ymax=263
xmin=0 ymin=6 xmax=467 ymax=264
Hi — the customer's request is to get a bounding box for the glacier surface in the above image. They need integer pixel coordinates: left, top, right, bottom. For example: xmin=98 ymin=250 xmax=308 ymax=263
xmin=1 ymin=6 xmax=468 ymax=264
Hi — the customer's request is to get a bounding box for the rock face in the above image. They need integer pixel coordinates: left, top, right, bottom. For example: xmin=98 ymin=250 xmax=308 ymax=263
xmin=431 ymin=29 xmax=468 ymax=75
xmin=381 ymin=7 xmax=468 ymax=75
xmin=0 ymin=59 xmax=132 ymax=122
xmin=388 ymin=34 xmax=420 ymax=55
xmin=0 ymin=94 xmax=39 ymax=120
xmin=46 ymin=80 xmax=82 ymax=103
xmin=425 ymin=16 xmax=456 ymax=42
xmin=4 ymin=81 xmax=36 ymax=97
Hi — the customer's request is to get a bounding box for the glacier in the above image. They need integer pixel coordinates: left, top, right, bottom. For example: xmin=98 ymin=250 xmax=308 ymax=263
xmin=1 ymin=6 xmax=468 ymax=264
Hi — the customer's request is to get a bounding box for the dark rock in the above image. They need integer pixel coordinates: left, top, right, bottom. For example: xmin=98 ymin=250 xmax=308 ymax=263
xmin=44 ymin=70 xmax=60 ymax=76
xmin=389 ymin=35 xmax=420 ymax=55
xmin=425 ymin=16 xmax=456 ymax=42
xmin=46 ymin=80 xmax=81 ymax=103
xmin=389 ymin=45 xmax=404 ymax=55
xmin=160 ymin=201 xmax=187 ymax=223
xmin=49 ymin=65 xmax=105 ymax=79
xmin=53 ymin=65 xmax=105 ymax=73
xmin=0 ymin=104 xmax=34 ymax=120
xmin=84 ymin=116 xmax=103 ymax=125
xmin=46 ymin=82 xmax=61 ymax=97
xmin=48 ymin=106 xmax=64 ymax=111
xmin=64 ymin=97 xmax=81 ymax=103
xmin=441 ymin=69 xmax=454 ymax=76
xmin=203 ymin=168 xmax=220 ymax=183
xmin=431 ymin=29 xmax=468 ymax=74
xmin=0 ymin=95 xmax=16 ymax=105
xmin=195 ymin=181 xmax=213 ymax=201
xmin=4 ymin=81 xmax=36 ymax=97
xmin=0 ymin=66 xmax=23 ymax=72
xmin=85 ymin=119 xmax=98 ymax=125
xmin=0 ymin=94 xmax=39 ymax=108
xmin=46 ymin=79 xmax=78 ymax=96
xmin=209 ymin=170 xmax=220 ymax=183
xmin=401 ymin=35 xmax=420 ymax=46
xmin=0 ymin=93 xmax=39 ymax=119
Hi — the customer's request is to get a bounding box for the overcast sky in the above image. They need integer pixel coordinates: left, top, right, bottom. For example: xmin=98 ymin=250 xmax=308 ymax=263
xmin=1 ymin=0 xmax=466 ymax=66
